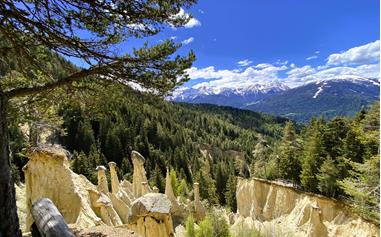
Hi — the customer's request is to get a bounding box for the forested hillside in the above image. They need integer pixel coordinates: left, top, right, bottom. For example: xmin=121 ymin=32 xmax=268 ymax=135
xmin=9 ymin=83 xmax=287 ymax=212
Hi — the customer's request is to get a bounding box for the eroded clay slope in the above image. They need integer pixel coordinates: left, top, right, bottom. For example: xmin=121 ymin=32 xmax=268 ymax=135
xmin=234 ymin=177 xmax=379 ymax=237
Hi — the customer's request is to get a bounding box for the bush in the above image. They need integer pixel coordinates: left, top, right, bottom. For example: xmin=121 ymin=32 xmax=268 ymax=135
xmin=233 ymin=222 xmax=261 ymax=237
xmin=185 ymin=215 xmax=196 ymax=237
xmin=185 ymin=211 xmax=231 ymax=237
xmin=196 ymin=217 xmax=213 ymax=237
xmin=210 ymin=210 xmax=231 ymax=237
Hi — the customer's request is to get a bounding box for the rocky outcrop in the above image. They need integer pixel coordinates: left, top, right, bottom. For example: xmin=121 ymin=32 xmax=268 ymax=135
xmin=131 ymin=151 xmax=150 ymax=198
xmin=109 ymin=162 xmax=120 ymax=194
xmin=23 ymin=147 xmax=102 ymax=231
xmin=18 ymin=145 xmax=209 ymax=235
xmin=96 ymin=165 xmax=109 ymax=193
xmin=233 ymin=177 xmax=379 ymax=237
xmin=193 ymin=183 xmax=205 ymax=221
xmin=21 ymin=146 xmax=152 ymax=232
xmin=127 ymin=193 xmax=174 ymax=237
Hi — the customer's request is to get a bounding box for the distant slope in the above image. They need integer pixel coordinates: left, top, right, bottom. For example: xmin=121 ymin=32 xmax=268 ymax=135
xmin=54 ymin=90 xmax=288 ymax=188
xmin=245 ymin=78 xmax=379 ymax=122
xmin=176 ymin=103 xmax=288 ymax=137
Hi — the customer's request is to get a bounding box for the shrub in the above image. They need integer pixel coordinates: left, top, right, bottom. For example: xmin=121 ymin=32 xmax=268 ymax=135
xmin=196 ymin=217 xmax=213 ymax=237
xmin=233 ymin=222 xmax=261 ymax=237
xmin=185 ymin=215 xmax=196 ymax=237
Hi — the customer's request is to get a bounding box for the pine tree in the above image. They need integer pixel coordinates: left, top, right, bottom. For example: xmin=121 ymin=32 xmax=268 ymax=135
xmin=105 ymin=129 xmax=123 ymax=164
xmin=343 ymin=127 xmax=364 ymax=163
xmin=197 ymin=158 xmax=218 ymax=204
xmin=225 ymin=175 xmax=237 ymax=212
xmin=75 ymin=121 xmax=96 ymax=154
xmin=317 ymin=157 xmax=339 ymax=197
xmin=149 ymin=165 xmax=165 ymax=192
xmin=278 ymin=121 xmax=301 ymax=183
xmin=251 ymin=139 xmax=270 ymax=178
xmin=338 ymin=155 xmax=380 ymax=221
xmin=215 ymin=162 xmax=228 ymax=204
xmin=300 ymin=119 xmax=325 ymax=191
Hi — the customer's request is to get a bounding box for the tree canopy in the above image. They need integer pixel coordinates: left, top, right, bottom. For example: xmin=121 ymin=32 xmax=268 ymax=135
xmin=1 ymin=0 xmax=196 ymax=99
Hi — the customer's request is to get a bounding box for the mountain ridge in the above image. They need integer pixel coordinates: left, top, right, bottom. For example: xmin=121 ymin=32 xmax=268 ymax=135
xmin=171 ymin=77 xmax=380 ymax=122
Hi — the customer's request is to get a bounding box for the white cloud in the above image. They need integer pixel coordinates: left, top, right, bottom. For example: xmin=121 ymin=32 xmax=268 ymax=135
xmin=327 ymin=40 xmax=380 ymax=65
xmin=237 ymin=59 xmax=252 ymax=67
xmin=285 ymin=63 xmax=379 ymax=87
xmin=286 ymin=65 xmax=317 ymax=86
xmin=170 ymin=36 xmax=177 ymax=40
xmin=315 ymin=51 xmax=320 ymax=54
xmin=182 ymin=40 xmax=380 ymax=90
xmin=181 ymin=37 xmax=194 ymax=45
xmin=186 ymin=63 xmax=289 ymax=91
xmin=171 ymin=8 xmax=201 ymax=29
xmin=306 ymin=55 xmax=318 ymax=60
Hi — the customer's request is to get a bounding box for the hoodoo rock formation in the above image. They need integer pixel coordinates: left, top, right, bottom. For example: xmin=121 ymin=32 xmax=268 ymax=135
xmin=193 ymin=182 xmax=206 ymax=221
xmin=128 ymin=193 xmax=174 ymax=237
xmin=233 ymin=177 xmax=379 ymax=237
xmin=131 ymin=151 xmax=150 ymax=198
xmin=23 ymin=147 xmax=102 ymax=231
xmin=16 ymin=145 xmax=205 ymax=237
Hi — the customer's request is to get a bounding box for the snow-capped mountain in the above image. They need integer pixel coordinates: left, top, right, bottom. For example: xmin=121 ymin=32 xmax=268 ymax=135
xmin=170 ymin=81 xmax=289 ymax=108
xmin=170 ymin=76 xmax=379 ymax=122
xmin=245 ymin=77 xmax=380 ymax=122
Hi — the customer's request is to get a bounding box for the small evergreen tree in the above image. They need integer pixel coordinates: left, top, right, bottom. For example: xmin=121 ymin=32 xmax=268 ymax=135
xmin=338 ymin=155 xmax=380 ymax=221
xmin=185 ymin=215 xmax=196 ymax=237
xmin=278 ymin=122 xmax=301 ymax=184
xmin=300 ymin=119 xmax=325 ymax=191
xmin=317 ymin=157 xmax=339 ymax=197
xmin=225 ymin=175 xmax=237 ymax=212
xmin=196 ymin=159 xmax=218 ymax=204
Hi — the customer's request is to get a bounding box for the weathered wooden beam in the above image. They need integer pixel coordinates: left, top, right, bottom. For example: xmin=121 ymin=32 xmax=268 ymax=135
xmin=31 ymin=198 xmax=75 ymax=237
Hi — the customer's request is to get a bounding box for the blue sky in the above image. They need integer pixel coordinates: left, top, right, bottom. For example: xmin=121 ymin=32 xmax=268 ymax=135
xmin=165 ymin=0 xmax=380 ymax=89
xmin=177 ymin=0 xmax=379 ymax=67
xmin=71 ymin=0 xmax=380 ymax=89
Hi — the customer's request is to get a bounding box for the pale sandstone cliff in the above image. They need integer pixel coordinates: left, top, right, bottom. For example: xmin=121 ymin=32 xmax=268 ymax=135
xmin=233 ymin=177 xmax=379 ymax=237
xmin=23 ymin=147 xmax=103 ymax=231
xmin=16 ymin=146 xmax=205 ymax=237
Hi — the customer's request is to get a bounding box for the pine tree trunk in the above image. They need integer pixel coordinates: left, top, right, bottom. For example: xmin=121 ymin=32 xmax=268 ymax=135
xmin=0 ymin=93 xmax=22 ymax=236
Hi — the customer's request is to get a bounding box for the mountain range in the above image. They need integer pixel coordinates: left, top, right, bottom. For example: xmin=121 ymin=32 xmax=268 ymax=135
xmin=170 ymin=76 xmax=380 ymax=122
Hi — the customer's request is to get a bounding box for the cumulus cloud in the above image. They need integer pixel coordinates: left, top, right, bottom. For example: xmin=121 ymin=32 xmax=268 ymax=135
xmin=183 ymin=40 xmax=380 ymax=90
xmin=285 ymin=63 xmax=379 ymax=87
xmin=186 ymin=63 xmax=289 ymax=91
xmin=237 ymin=59 xmax=253 ymax=67
xmin=181 ymin=37 xmax=194 ymax=45
xmin=327 ymin=40 xmax=380 ymax=65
